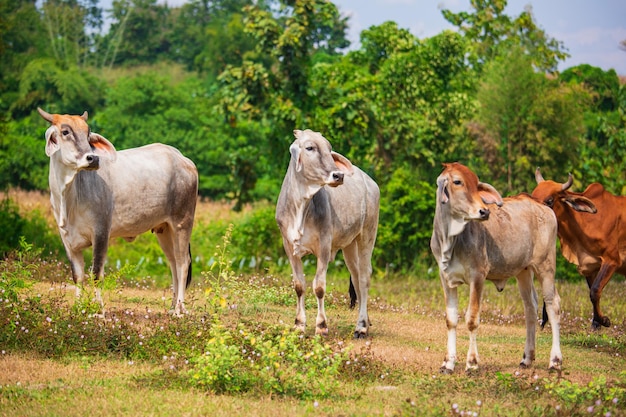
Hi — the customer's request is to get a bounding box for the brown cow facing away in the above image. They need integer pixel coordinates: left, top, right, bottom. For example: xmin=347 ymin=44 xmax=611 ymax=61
xmin=430 ymin=163 xmax=562 ymax=373
xmin=276 ymin=129 xmax=380 ymax=338
xmin=532 ymin=168 xmax=626 ymax=329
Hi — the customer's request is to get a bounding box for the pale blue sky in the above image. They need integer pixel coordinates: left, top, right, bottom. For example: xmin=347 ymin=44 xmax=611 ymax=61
xmin=333 ymin=0 xmax=626 ymax=74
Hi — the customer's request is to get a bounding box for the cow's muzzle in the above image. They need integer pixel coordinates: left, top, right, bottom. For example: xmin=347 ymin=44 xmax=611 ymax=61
xmin=85 ymin=154 xmax=100 ymax=170
xmin=328 ymin=171 xmax=344 ymax=187
xmin=478 ymin=208 xmax=490 ymax=220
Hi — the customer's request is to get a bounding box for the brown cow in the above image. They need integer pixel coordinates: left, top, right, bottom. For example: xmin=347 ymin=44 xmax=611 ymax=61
xmin=532 ymin=168 xmax=626 ymax=329
xmin=431 ymin=163 xmax=562 ymax=373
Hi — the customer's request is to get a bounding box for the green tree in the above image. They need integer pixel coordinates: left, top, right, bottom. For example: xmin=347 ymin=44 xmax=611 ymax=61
xmin=169 ymin=0 xmax=255 ymax=77
xmin=14 ymin=58 xmax=105 ymax=115
xmin=561 ymin=65 xmax=626 ymax=193
xmin=473 ymin=47 xmax=588 ymax=194
xmin=0 ymin=0 xmax=46 ymax=114
xmin=442 ymin=0 xmax=568 ymax=72
xmin=561 ymin=64 xmax=620 ymax=112
xmin=242 ymin=0 xmax=349 ymax=112
xmin=0 ymin=116 xmax=50 ymax=191
xmin=104 ymin=0 xmax=172 ymax=66
xmin=40 ymin=0 xmax=103 ymax=67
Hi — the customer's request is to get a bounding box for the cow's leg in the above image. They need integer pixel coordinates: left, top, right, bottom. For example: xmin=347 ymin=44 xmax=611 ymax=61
xmin=156 ymin=225 xmax=191 ymax=316
xmin=589 ymin=263 xmax=615 ymax=329
xmin=440 ymin=276 xmax=458 ymax=373
xmin=343 ymin=241 xmax=371 ymax=338
xmin=283 ymin=240 xmax=307 ymax=332
xmin=313 ymin=253 xmax=331 ymax=336
xmin=90 ymin=230 xmax=111 ymax=312
xmin=538 ymin=271 xmax=562 ymax=370
xmin=465 ymin=279 xmax=483 ymax=372
xmin=66 ymin=246 xmax=86 ymax=298
xmin=517 ymin=269 xmax=537 ymax=368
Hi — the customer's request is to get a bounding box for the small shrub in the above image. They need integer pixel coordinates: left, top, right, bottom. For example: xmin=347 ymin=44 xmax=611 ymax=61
xmin=189 ymin=322 xmax=348 ymax=399
xmin=229 ymin=205 xmax=283 ymax=272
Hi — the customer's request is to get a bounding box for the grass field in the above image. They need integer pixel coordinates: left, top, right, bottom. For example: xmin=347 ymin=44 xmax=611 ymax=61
xmin=1 ymin=191 xmax=625 ymax=416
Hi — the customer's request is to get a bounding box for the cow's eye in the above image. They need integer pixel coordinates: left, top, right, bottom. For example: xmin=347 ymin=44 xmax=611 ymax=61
xmin=453 ymin=180 xmax=462 ymax=185
xmin=545 ymin=197 xmax=554 ymax=207
xmin=61 ymin=129 xmax=70 ymax=136
xmin=305 ymin=146 xmax=314 ymax=151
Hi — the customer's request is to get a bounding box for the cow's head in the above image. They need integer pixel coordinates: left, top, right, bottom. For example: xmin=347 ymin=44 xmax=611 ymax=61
xmin=290 ymin=129 xmax=353 ymax=189
xmin=38 ymin=107 xmax=117 ymax=171
xmin=436 ymin=162 xmax=503 ymax=236
xmin=532 ymin=168 xmax=597 ymax=214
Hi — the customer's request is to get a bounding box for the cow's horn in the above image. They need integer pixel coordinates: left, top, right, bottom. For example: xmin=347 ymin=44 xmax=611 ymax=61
xmin=535 ymin=167 xmax=544 ymax=184
xmin=37 ymin=107 xmax=53 ymax=123
xmin=562 ymin=173 xmax=573 ymax=191
xmin=81 ymin=111 xmax=88 ymax=121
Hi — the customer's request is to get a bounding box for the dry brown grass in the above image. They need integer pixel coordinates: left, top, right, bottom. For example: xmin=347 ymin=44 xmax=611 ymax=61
xmin=6 ymin=188 xmax=55 ymax=227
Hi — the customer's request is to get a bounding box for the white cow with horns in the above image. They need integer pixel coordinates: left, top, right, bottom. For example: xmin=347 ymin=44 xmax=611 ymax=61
xmin=276 ymin=129 xmax=380 ymax=338
xmin=38 ymin=107 xmax=198 ymax=315
xmin=430 ymin=162 xmax=562 ymax=373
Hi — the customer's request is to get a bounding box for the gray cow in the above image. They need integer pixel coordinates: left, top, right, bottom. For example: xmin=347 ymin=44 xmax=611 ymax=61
xmin=276 ymin=129 xmax=380 ymax=338
xmin=38 ymin=108 xmax=198 ymax=315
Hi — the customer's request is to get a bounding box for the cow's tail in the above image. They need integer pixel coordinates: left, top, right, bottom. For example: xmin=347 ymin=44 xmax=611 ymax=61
xmin=186 ymin=244 xmax=193 ymax=289
xmin=541 ymin=301 xmax=548 ymax=329
xmin=349 ymin=276 xmax=357 ymax=309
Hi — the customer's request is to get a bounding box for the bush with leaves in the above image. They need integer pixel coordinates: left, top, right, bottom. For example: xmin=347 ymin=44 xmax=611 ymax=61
xmin=189 ymin=322 xmax=348 ymax=399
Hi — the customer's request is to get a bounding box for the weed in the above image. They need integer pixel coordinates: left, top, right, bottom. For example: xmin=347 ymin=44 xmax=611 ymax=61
xmin=544 ymin=373 xmax=626 ymax=416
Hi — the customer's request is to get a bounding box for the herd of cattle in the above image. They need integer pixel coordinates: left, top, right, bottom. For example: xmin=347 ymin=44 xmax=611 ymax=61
xmin=37 ymin=108 xmax=625 ymax=373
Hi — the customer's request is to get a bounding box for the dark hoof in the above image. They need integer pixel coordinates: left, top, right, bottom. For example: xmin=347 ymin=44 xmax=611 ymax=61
xmin=592 ymin=316 xmax=611 ymax=329
xmin=440 ymin=366 xmax=453 ymax=375
xmin=353 ymin=331 xmax=367 ymax=339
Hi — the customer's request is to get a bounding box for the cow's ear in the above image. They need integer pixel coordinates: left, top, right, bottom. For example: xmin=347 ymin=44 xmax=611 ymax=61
xmin=331 ymin=151 xmax=354 ymax=176
xmin=89 ymin=133 xmax=117 ymax=162
xmin=477 ymin=181 xmax=503 ymax=207
xmin=289 ymin=142 xmax=302 ymax=172
xmin=562 ymin=195 xmax=597 ymax=214
xmin=44 ymin=126 xmax=59 ymax=157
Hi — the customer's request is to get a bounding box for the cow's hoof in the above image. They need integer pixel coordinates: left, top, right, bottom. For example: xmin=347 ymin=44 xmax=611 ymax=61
xmin=465 ymin=365 xmax=479 ymax=374
xmin=549 ymin=357 xmax=562 ymax=371
xmin=591 ymin=316 xmax=610 ymax=329
xmin=168 ymin=309 xmax=186 ymax=317
xmin=440 ymin=366 xmax=454 ymax=375
xmin=315 ymin=327 xmax=328 ymax=336
xmin=353 ymin=330 xmax=367 ymax=339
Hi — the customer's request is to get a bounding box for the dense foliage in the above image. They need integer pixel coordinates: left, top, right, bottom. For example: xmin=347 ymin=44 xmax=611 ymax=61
xmin=0 ymin=0 xmax=624 ymax=273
